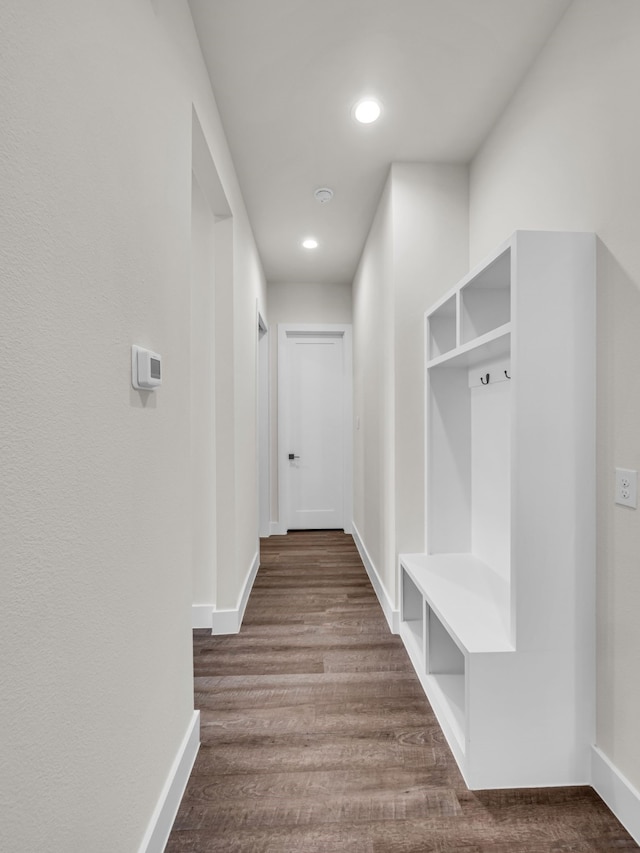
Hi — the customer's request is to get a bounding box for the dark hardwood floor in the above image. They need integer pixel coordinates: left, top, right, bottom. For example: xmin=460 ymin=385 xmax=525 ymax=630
xmin=167 ymin=530 xmax=637 ymax=852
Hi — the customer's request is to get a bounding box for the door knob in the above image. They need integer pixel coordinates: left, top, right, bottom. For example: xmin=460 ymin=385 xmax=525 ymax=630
xmin=288 ymin=453 xmax=300 ymax=460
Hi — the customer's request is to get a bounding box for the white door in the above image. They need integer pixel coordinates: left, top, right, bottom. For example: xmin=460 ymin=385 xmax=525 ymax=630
xmin=278 ymin=326 xmax=352 ymax=532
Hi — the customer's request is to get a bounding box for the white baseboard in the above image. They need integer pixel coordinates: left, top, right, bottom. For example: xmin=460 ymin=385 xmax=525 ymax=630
xmin=191 ymin=604 xmax=213 ymax=630
xmin=137 ymin=710 xmax=200 ymax=853
xmin=592 ymin=745 xmax=640 ymax=845
xmin=211 ymin=608 xmax=240 ymax=635
xmin=211 ymin=550 xmax=260 ymax=635
xmin=270 ymin=521 xmax=287 ymax=536
xmin=351 ymin=522 xmax=399 ymax=634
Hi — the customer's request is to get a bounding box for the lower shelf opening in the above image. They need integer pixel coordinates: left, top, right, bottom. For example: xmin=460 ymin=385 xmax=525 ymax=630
xmin=401 ymin=570 xmax=424 ymax=660
xmin=427 ymin=606 xmax=465 ymax=751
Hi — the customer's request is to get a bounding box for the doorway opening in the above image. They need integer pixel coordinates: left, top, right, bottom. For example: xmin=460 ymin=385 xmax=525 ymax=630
xmin=277 ymin=324 xmax=352 ymax=534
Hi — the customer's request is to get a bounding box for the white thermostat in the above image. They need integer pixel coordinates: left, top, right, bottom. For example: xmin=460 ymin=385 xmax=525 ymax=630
xmin=132 ymin=345 xmax=162 ymax=390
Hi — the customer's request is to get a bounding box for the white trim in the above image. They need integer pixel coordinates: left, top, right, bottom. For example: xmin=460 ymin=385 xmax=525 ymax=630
xmin=270 ymin=521 xmax=287 ymax=536
xmin=278 ymin=323 xmax=353 ymax=533
xmin=351 ymin=522 xmax=399 ymax=634
xmin=592 ymin=746 xmax=640 ymax=845
xmin=137 ymin=710 xmax=200 ymax=853
xmin=191 ymin=604 xmax=213 ymax=630
xmin=211 ymin=550 xmax=260 ymax=635
xmin=211 ymin=608 xmax=241 ymax=635
xmin=237 ymin=548 xmax=260 ymax=626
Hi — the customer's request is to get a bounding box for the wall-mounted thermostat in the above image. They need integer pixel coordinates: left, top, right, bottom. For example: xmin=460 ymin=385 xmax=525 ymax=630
xmin=132 ymin=345 xmax=162 ymax=390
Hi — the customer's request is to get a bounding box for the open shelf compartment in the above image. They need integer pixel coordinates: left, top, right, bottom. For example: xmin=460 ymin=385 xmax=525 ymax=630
xmin=427 ymin=348 xmax=512 ymax=601
xmin=427 ymin=294 xmax=457 ymax=360
xmin=460 ymin=247 xmax=511 ymax=345
xmin=400 ymin=569 xmax=425 ymax=666
xmin=426 ymin=605 xmax=465 ymax=752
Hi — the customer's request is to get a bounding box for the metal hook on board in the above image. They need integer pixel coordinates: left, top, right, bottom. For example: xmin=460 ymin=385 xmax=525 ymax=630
xmin=504 ymin=370 xmax=511 ymax=379
xmin=480 ymin=373 xmax=490 ymax=385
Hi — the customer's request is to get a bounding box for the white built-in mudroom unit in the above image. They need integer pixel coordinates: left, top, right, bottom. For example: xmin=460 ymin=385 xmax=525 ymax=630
xmin=399 ymin=230 xmax=595 ymax=790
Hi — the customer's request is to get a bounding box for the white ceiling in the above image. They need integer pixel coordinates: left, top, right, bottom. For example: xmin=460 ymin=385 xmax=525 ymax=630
xmin=188 ymin=0 xmax=571 ymax=285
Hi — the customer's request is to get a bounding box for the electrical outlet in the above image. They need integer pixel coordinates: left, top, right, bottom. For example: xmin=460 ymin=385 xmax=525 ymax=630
xmin=615 ymin=468 xmax=637 ymax=508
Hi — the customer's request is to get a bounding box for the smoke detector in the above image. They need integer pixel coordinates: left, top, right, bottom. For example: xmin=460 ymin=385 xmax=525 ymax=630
xmin=314 ymin=187 xmax=334 ymax=204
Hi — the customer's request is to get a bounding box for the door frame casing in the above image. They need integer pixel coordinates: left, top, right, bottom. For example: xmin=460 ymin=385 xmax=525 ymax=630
xmin=277 ymin=323 xmax=353 ymax=535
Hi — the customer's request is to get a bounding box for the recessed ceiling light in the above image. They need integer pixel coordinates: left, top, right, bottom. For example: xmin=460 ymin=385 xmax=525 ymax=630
xmin=353 ymin=98 xmax=382 ymax=124
xmin=302 ymin=238 xmax=318 ymax=249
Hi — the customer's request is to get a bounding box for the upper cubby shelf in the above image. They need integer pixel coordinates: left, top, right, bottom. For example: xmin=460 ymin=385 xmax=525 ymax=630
xmin=427 ymin=323 xmax=511 ymax=369
xmin=460 ymin=248 xmax=511 ymax=344
xmin=426 ymin=245 xmax=512 ymax=367
xmin=427 ymin=294 xmax=456 ymax=360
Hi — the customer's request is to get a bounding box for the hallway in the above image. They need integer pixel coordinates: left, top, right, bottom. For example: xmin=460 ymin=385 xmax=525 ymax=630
xmin=167 ymin=532 xmax=635 ymax=852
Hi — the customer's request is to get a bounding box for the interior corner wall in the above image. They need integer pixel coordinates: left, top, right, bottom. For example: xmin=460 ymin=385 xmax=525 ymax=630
xmin=0 ymin=1 xmax=266 ymax=851
xmin=391 ymin=163 xmax=469 ymax=560
xmin=190 ymin=173 xmax=218 ymax=607
xmin=266 ymin=281 xmax=353 ymax=527
xmin=468 ymin=0 xmax=640 ymax=794
xmin=212 ymin=214 xmax=238 ymax=611
xmin=352 ymin=167 xmax=468 ymax=610
xmin=353 ymin=177 xmax=396 ymax=592
xmin=229 ymin=214 xmax=263 ymax=598
xmin=164 ymin=1 xmax=268 ymax=611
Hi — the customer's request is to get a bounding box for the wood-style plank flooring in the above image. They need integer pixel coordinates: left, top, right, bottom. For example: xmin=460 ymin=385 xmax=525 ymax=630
xmin=167 ymin=530 xmax=637 ymax=852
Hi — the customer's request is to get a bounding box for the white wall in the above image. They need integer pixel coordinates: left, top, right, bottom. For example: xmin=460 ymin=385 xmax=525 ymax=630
xmin=267 ymin=281 xmax=352 ymax=527
xmin=191 ymin=174 xmax=218 ymax=607
xmin=352 ymin=165 xmax=468 ymax=602
xmin=468 ymin=0 xmax=640 ymax=793
xmin=167 ymin=0 xmax=267 ymax=614
xmin=353 ymin=178 xmax=396 ymax=587
xmin=0 ymin=1 xmax=265 ymax=850
xmin=268 ymin=281 xmax=353 ymax=325
xmin=392 ymin=165 xmax=469 ymax=558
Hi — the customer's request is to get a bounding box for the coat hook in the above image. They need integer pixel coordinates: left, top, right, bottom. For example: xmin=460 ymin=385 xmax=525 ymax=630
xmin=480 ymin=373 xmax=490 ymax=385
xmin=504 ymin=370 xmax=511 ymax=379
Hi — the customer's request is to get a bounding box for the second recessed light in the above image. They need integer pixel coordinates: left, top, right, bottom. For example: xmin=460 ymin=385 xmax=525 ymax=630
xmin=354 ymin=98 xmax=382 ymax=124
xmin=302 ymin=238 xmax=318 ymax=249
